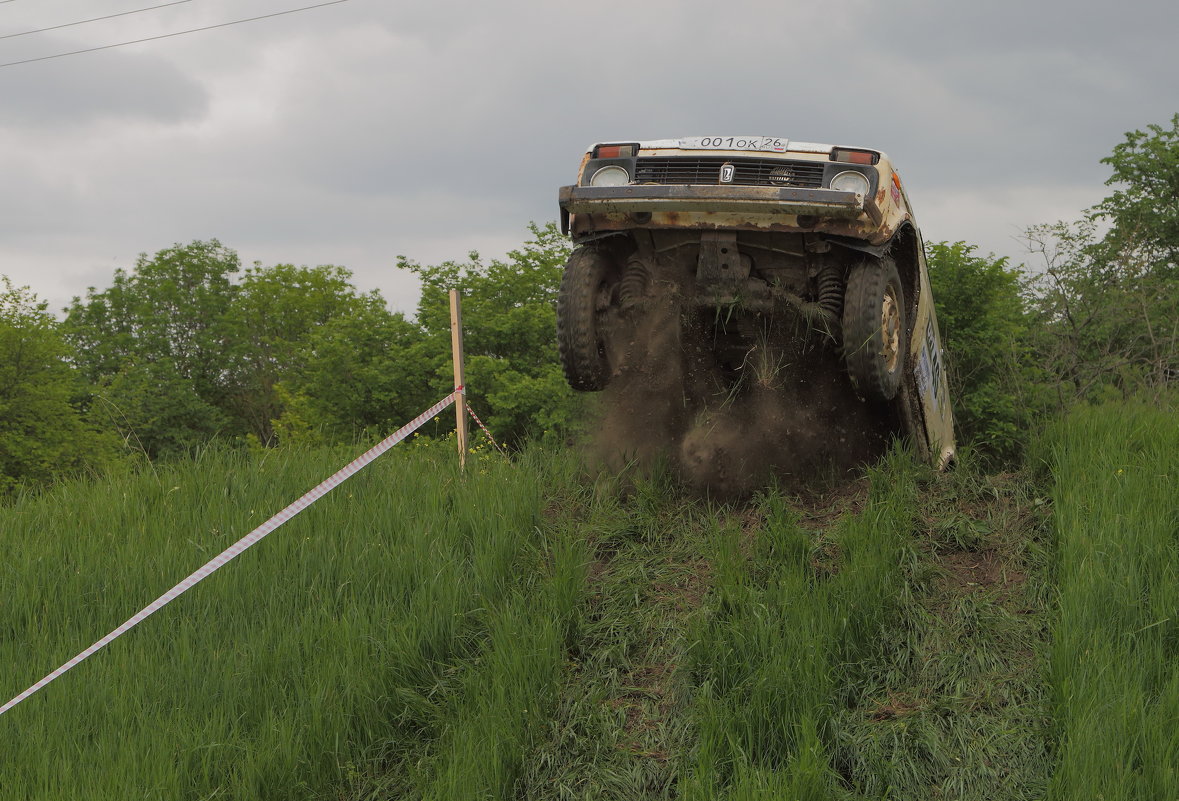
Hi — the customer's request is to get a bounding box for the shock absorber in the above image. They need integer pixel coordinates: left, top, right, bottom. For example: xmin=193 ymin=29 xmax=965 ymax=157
xmin=816 ymin=262 xmax=844 ymax=322
xmin=618 ymin=257 xmax=651 ymax=309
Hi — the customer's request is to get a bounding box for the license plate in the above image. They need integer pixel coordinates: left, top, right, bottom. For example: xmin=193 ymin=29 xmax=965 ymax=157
xmin=678 ymin=136 xmax=788 ymax=153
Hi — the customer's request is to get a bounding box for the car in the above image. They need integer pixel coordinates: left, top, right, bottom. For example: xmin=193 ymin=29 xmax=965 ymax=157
xmin=556 ymin=135 xmax=955 ymax=471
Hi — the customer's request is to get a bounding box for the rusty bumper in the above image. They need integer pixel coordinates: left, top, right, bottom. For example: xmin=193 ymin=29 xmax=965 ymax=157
xmin=559 ymin=184 xmax=881 ymax=226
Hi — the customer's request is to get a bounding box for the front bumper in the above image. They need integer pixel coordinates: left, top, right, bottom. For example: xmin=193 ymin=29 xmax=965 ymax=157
xmin=559 ymin=184 xmax=882 ymax=234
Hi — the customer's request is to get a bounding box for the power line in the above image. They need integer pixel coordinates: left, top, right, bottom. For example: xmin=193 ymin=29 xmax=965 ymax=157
xmin=0 ymin=0 xmax=352 ymax=69
xmin=1 ymin=1 xmax=195 ymax=41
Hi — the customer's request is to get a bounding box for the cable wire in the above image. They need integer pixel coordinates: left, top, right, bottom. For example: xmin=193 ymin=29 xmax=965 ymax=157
xmin=0 ymin=0 xmax=351 ymax=69
xmin=1 ymin=1 xmax=195 ymax=41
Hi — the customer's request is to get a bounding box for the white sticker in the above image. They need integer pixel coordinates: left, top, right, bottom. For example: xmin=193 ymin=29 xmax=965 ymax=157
xmin=921 ymin=318 xmax=944 ymax=415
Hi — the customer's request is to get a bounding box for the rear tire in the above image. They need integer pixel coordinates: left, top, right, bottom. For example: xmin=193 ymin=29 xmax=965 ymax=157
xmin=557 ymin=247 xmax=616 ymax=391
xmin=842 ymin=256 xmax=906 ymax=402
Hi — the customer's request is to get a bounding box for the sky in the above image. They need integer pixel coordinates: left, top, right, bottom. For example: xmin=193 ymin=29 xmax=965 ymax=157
xmin=0 ymin=0 xmax=1175 ymax=316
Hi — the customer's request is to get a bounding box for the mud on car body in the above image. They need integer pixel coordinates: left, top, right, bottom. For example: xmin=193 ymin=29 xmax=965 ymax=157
xmin=556 ymin=136 xmax=955 ymax=468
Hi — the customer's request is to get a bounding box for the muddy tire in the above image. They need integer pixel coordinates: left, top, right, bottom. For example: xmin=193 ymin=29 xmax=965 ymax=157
xmin=558 ymin=246 xmax=617 ymax=391
xmin=842 ymin=256 xmax=906 ymax=402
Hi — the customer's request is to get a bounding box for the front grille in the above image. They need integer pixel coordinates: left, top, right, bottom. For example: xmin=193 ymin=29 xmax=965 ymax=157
xmin=633 ymin=157 xmax=825 ymax=188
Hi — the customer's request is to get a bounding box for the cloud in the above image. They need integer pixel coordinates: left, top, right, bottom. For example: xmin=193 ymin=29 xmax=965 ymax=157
xmin=0 ymin=0 xmax=1171 ymax=319
xmin=0 ymin=37 xmax=208 ymax=129
xmin=915 ymin=182 xmax=1107 ymax=266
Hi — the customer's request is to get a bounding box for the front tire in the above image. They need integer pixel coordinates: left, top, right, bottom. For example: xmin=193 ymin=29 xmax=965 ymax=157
xmin=557 ymin=247 xmax=617 ymax=391
xmin=842 ymin=256 xmax=906 ymax=402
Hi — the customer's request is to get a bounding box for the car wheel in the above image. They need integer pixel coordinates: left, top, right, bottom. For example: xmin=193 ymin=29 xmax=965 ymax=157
xmin=557 ymin=246 xmax=617 ymax=391
xmin=842 ymin=256 xmax=906 ymax=402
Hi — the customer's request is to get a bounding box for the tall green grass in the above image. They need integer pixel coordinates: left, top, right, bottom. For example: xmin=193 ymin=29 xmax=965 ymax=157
xmin=520 ymin=467 xmax=710 ymax=799
xmin=520 ymin=448 xmax=1056 ymax=799
xmin=12 ymin=401 xmax=1173 ymax=799
xmin=1045 ymin=400 xmax=1179 ymax=798
xmin=0 ymin=441 xmax=583 ymax=800
xmin=682 ymin=448 xmax=919 ymax=799
xmin=830 ymin=459 xmax=1054 ymax=799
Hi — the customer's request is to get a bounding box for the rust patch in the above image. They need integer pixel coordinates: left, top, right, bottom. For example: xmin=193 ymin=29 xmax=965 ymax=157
xmin=814 ymin=217 xmax=893 ymax=245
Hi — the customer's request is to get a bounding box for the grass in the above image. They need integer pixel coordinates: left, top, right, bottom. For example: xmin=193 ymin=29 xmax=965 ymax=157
xmin=3 ymin=396 xmax=1176 ymax=798
xmin=1043 ymin=399 xmax=1179 ymax=798
xmin=681 ymin=447 xmax=919 ymax=800
xmin=519 ymin=447 xmax=931 ymax=799
xmin=0 ymin=439 xmax=583 ymax=800
xmin=831 ymin=457 xmax=1054 ymax=799
xmin=520 ymin=467 xmax=714 ymax=799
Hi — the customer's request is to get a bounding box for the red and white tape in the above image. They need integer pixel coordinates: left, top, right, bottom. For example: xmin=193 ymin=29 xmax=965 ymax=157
xmin=465 ymin=401 xmax=508 ymax=456
xmin=0 ymin=390 xmax=459 ymax=718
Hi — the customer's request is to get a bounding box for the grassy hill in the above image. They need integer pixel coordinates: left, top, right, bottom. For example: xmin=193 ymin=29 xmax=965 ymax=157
xmin=1 ymin=399 xmax=1175 ymax=799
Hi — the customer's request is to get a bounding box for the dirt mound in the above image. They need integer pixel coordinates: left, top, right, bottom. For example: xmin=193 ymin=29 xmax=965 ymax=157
xmin=589 ymin=292 xmax=896 ymax=498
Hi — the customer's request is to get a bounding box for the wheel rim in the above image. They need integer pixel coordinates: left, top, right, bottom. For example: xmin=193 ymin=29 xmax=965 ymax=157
xmin=880 ymin=288 xmax=901 ymax=372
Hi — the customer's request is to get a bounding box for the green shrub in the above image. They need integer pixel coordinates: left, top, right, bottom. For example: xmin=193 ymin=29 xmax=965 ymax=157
xmin=925 ymin=241 xmax=1038 ymax=462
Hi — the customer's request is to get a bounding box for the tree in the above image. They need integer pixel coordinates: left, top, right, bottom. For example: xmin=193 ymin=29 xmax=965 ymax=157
xmin=1093 ymin=112 xmax=1179 ymax=277
xmin=227 ymin=263 xmax=388 ymax=443
xmin=925 ymin=242 xmax=1037 ymax=461
xmin=1023 ymin=114 xmax=1179 ymax=402
xmin=396 ymin=222 xmax=578 ymax=445
xmin=65 ymin=239 xmax=240 ymax=398
xmin=280 ymin=301 xmax=432 ymax=441
xmin=63 ymin=240 xmax=242 ymax=456
xmin=64 ymin=241 xmax=399 ymax=452
xmin=0 ymin=277 xmax=119 ymax=495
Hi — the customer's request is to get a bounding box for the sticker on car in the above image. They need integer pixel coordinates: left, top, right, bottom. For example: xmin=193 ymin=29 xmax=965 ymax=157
xmin=917 ymin=317 xmax=945 ymax=416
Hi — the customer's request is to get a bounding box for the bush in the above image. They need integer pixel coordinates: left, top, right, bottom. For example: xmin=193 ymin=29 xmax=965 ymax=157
xmin=925 ymin=241 xmax=1038 ymax=463
xmin=0 ymin=277 xmax=121 ymax=495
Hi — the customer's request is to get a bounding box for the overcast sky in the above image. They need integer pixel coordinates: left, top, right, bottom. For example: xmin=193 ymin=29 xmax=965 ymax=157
xmin=1 ymin=0 xmax=1175 ymax=316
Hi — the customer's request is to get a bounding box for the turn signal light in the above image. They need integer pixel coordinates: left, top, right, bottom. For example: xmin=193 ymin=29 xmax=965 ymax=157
xmin=594 ymin=143 xmax=638 ymax=158
xmin=831 ymin=148 xmax=878 ymax=165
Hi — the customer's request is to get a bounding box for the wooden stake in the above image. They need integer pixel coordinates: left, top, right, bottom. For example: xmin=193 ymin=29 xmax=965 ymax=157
xmin=449 ymin=289 xmax=468 ymax=471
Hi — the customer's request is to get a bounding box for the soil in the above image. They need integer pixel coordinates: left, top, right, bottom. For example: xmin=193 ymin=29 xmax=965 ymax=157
xmin=589 ymin=287 xmax=898 ymax=498
xmin=939 ymin=549 xmax=1026 ymax=596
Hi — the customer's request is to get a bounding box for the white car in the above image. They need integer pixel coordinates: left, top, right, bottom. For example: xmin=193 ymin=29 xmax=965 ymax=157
xmin=556 ymin=136 xmax=955 ymax=469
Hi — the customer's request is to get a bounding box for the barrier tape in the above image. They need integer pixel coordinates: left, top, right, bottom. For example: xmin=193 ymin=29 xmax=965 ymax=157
xmin=0 ymin=390 xmax=460 ymax=718
xmin=465 ymin=401 xmax=508 ymax=457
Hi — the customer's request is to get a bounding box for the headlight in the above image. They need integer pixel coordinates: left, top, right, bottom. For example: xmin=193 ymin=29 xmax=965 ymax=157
xmin=590 ymin=165 xmax=630 ymax=187
xmin=830 ymin=170 xmax=870 ymax=196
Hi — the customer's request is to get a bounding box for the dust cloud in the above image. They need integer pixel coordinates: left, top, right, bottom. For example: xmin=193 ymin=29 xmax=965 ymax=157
xmin=587 ymin=292 xmax=896 ymax=499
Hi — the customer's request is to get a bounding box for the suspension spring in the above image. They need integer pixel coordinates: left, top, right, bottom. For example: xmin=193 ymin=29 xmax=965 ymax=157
xmin=618 ymin=259 xmax=651 ymax=308
xmin=816 ymin=263 xmax=844 ymax=320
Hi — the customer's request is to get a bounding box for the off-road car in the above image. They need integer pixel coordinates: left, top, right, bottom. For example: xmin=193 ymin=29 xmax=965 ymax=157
xmin=556 ymin=135 xmax=955 ymax=470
